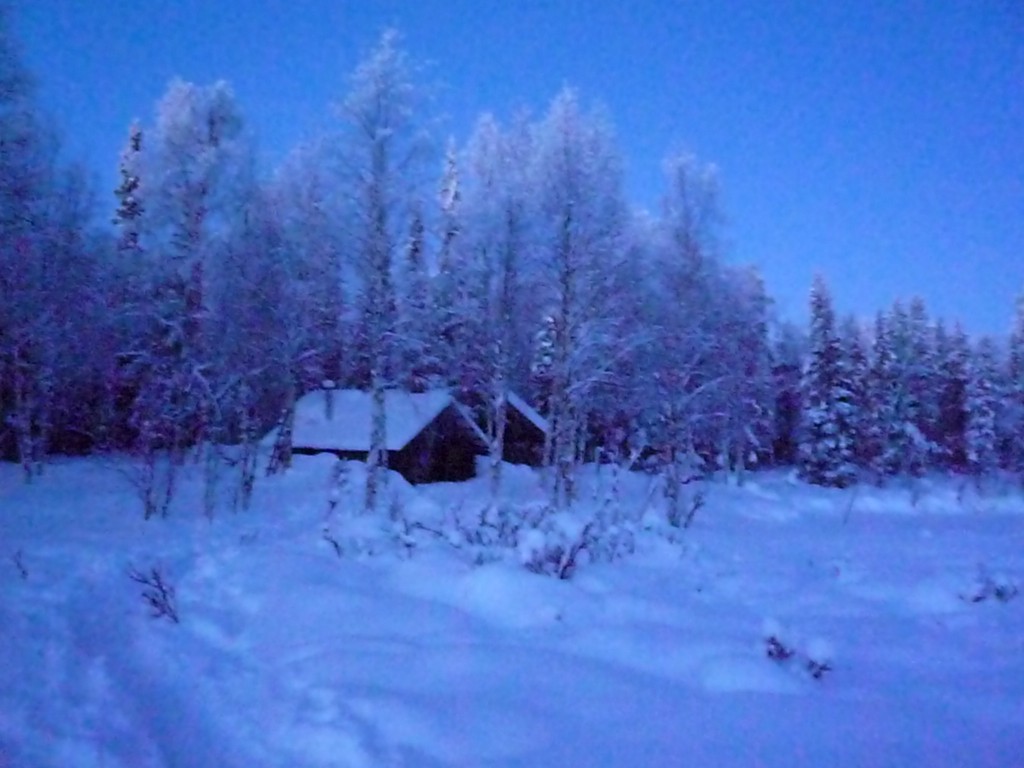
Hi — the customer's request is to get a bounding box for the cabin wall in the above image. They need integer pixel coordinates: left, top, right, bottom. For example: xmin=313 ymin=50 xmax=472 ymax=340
xmin=393 ymin=407 xmax=483 ymax=484
xmin=501 ymin=409 xmax=545 ymax=466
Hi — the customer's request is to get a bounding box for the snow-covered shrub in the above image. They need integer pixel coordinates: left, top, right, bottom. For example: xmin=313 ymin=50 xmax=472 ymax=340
xmin=804 ymin=638 xmax=835 ymax=680
xmin=311 ymin=457 xmax=699 ymax=578
xmin=11 ymin=549 xmax=28 ymax=580
xmin=667 ymin=487 xmax=705 ymax=529
xmin=517 ymin=506 xmax=638 ymax=579
xmin=762 ymin=619 xmax=833 ymax=680
xmin=765 ymin=634 xmax=795 ymax=662
xmin=315 ymin=458 xmax=431 ymax=558
xmin=451 ymin=498 xmax=638 ymax=580
xmin=960 ymin=566 xmax=1019 ymax=604
xmin=517 ymin=513 xmax=593 ymax=579
xmin=459 ymin=502 xmax=542 ymax=553
xmin=122 ymin=449 xmax=179 ymax=520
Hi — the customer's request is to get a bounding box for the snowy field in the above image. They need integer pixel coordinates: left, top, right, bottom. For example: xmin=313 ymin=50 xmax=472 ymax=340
xmin=1 ymin=456 xmax=1022 ymax=767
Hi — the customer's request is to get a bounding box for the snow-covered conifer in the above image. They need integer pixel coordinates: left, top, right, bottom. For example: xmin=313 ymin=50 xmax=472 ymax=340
xmin=113 ymin=123 xmax=144 ymax=255
xmin=867 ymin=302 xmax=935 ymax=478
xmin=798 ymin=276 xmax=857 ymax=487
xmin=771 ymin=323 xmax=805 ymax=465
xmin=1004 ymin=292 xmax=1024 ymax=476
xmin=838 ymin=315 xmax=869 ymax=467
xmin=0 ymin=10 xmax=65 ymax=477
xmin=907 ymin=298 xmax=941 ymax=454
xmin=965 ymin=337 xmax=1000 ymax=476
xmin=934 ymin=321 xmax=970 ymax=469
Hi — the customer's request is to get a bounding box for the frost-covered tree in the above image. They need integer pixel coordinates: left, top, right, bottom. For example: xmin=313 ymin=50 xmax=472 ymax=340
xmin=270 ymin=145 xmax=347 ymax=392
xmin=118 ymin=79 xmax=252 ymax=516
xmin=866 ymin=311 xmax=895 ymax=473
xmin=530 ymin=313 xmax=557 ymax=415
xmin=933 ymin=320 xmax=969 ymax=469
xmin=212 ymin=186 xmax=303 ymax=506
xmin=460 ymin=115 xmax=535 ymax=498
xmin=0 ymin=9 xmax=69 ymax=477
xmin=906 ymin=298 xmax=940 ymax=452
xmin=965 ymin=337 xmax=999 ymax=476
xmin=1004 ymin=292 xmax=1024 ymax=477
xmin=798 ymin=276 xmax=857 ymax=487
xmin=715 ymin=266 xmax=775 ymax=480
xmin=771 ymin=322 xmax=805 ymax=465
xmin=113 ymin=123 xmax=144 ymax=255
xmin=835 ymin=315 xmax=869 ymax=468
xmin=613 ymin=152 xmax=776 ymax=499
xmin=335 ymin=31 xmax=430 ymax=512
xmin=866 ymin=302 xmax=935 ymax=478
xmin=254 ymin=158 xmax=343 ymax=474
xmin=433 ymin=138 xmax=483 ymax=396
xmin=396 ymin=201 xmax=439 ymax=390
xmin=529 ymin=89 xmax=627 ymax=509
xmin=644 ymin=160 xmax=715 ymax=446
xmin=100 ymin=123 xmax=150 ymax=452
xmin=38 ymin=169 xmax=103 ymax=456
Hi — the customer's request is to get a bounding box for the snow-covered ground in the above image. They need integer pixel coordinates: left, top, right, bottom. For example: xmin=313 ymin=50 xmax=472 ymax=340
xmin=1 ymin=456 xmax=1022 ymax=767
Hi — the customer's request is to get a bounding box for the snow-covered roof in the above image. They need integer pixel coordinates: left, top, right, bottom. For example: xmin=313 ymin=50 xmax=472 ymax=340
xmin=291 ymin=389 xmax=486 ymax=452
xmin=507 ymin=391 xmax=549 ymax=435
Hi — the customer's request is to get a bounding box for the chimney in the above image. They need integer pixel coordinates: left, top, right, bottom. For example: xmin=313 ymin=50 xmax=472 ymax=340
xmin=322 ymin=379 xmax=336 ymax=421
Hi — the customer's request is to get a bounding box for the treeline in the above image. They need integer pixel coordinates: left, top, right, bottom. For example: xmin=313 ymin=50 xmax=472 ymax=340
xmin=1 ymin=22 xmax=1021 ymax=513
xmin=795 ymin=278 xmax=1024 ymax=487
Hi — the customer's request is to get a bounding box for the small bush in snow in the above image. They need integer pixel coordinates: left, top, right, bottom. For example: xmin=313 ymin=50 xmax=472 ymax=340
xmin=803 ymin=638 xmax=835 ymax=679
xmin=806 ymin=657 xmax=833 ymax=680
xmin=11 ymin=549 xmax=28 ymax=580
xmin=960 ymin=567 xmax=1019 ymax=604
xmin=765 ymin=635 xmax=795 ymax=662
xmin=128 ymin=565 xmax=179 ymax=624
xmin=313 ymin=460 xmax=645 ymax=578
xmin=464 ymin=503 xmax=543 ymax=551
xmin=762 ymin=620 xmax=833 ymax=681
xmin=519 ymin=510 xmax=640 ymax=580
xmin=992 ymin=583 xmax=1019 ymax=603
xmin=518 ymin=516 xmax=594 ymax=580
xmin=452 ymin=501 xmax=637 ymax=579
xmin=667 ymin=488 xmax=705 ymax=529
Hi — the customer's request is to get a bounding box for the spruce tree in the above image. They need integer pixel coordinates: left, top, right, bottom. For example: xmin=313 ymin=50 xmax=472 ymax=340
xmin=907 ymin=298 xmax=941 ymax=459
xmin=397 ymin=202 xmax=438 ymax=391
xmin=433 ymin=139 xmax=486 ymax=399
xmin=934 ymin=321 xmax=970 ymax=469
xmin=771 ymin=323 xmax=804 ymax=465
xmin=866 ymin=311 xmax=894 ymax=473
xmin=839 ymin=315 xmax=870 ymax=467
xmin=0 ymin=8 xmax=91 ymax=477
xmin=868 ymin=302 xmax=934 ymax=477
xmin=1005 ymin=293 xmax=1024 ymax=477
xmin=798 ymin=276 xmax=857 ymax=487
xmin=113 ymin=123 xmax=144 ymax=254
xmin=965 ymin=337 xmax=999 ymax=476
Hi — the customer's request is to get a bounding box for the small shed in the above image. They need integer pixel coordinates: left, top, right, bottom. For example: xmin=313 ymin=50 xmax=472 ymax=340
xmin=500 ymin=391 xmax=549 ymax=466
xmin=290 ymin=388 xmax=489 ymax=484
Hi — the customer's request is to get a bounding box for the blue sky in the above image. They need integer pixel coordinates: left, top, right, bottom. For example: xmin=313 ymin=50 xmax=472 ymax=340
xmin=14 ymin=0 xmax=1024 ymax=335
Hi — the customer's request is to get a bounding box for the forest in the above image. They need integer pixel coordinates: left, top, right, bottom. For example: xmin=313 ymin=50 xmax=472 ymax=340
xmin=2 ymin=22 xmax=1023 ymax=515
